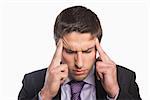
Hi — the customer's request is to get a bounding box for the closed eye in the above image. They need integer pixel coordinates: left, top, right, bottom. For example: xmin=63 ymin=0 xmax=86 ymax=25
xmin=82 ymin=47 xmax=94 ymax=53
xmin=63 ymin=46 xmax=94 ymax=54
xmin=82 ymin=50 xmax=92 ymax=53
xmin=64 ymin=48 xmax=76 ymax=54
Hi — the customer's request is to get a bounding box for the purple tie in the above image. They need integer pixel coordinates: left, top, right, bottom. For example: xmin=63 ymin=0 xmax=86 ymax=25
xmin=70 ymin=80 xmax=85 ymax=100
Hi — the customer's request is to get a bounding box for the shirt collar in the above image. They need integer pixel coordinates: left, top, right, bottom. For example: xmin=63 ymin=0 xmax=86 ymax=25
xmin=63 ymin=65 xmax=95 ymax=86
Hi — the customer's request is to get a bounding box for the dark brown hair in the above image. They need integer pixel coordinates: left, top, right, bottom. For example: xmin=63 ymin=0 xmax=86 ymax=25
xmin=54 ymin=6 xmax=102 ymax=43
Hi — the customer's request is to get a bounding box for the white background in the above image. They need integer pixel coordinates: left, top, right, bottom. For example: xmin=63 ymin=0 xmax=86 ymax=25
xmin=0 ymin=0 xmax=149 ymax=100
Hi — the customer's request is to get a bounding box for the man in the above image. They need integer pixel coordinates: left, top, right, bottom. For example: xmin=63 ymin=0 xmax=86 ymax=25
xmin=18 ymin=6 xmax=141 ymax=100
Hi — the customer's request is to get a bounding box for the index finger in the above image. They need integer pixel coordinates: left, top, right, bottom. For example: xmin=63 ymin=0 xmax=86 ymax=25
xmin=95 ymin=38 xmax=111 ymax=63
xmin=51 ymin=39 xmax=63 ymax=67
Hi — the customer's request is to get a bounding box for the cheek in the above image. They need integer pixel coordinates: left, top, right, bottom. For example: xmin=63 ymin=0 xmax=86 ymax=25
xmin=83 ymin=51 xmax=96 ymax=64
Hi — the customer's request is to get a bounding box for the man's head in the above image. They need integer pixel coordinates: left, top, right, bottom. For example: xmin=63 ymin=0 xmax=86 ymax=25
xmin=54 ymin=6 xmax=102 ymax=81
xmin=54 ymin=6 xmax=102 ymax=43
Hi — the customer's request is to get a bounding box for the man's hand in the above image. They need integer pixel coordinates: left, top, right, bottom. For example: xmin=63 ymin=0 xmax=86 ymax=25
xmin=95 ymin=38 xmax=119 ymax=98
xmin=40 ymin=39 xmax=68 ymax=100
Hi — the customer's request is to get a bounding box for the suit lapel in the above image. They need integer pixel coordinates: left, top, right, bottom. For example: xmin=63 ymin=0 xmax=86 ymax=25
xmin=95 ymin=79 xmax=107 ymax=100
xmin=95 ymin=70 xmax=107 ymax=100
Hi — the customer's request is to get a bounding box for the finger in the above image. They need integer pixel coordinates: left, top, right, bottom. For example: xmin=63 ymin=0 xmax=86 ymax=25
xmin=58 ymin=64 xmax=68 ymax=84
xmin=96 ymin=61 xmax=116 ymax=73
xmin=95 ymin=38 xmax=111 ymax=63
xmin=96 ymin=72 xmax=103 ymax=80
xmin=96 ymin=62 xmax=107 ymax=73
xmin=59 ymin=64 xmax=68 ymax=73
xmin=51 ymin=39 xmax=63 ymax=67
xmin=60 ymin=71 xmax=68 ymax=84
xmin=96 ymin=60 xmax=115 ymax=68
xmin=46 ymin=64 xmax=68 ymax=82
xmin=52 ymin=64 xmax=68 ymax=73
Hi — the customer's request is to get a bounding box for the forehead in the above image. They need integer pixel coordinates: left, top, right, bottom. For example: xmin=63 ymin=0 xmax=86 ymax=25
xmin=62 ymin=32 xmax=96 ymax=51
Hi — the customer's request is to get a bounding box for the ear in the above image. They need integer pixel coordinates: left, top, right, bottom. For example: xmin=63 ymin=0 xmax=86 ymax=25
xmin=96 ymin=57 xmax=102 ymax=62
xmin=95 ymin=46 xmax=97 ymax=51
xmin=95 ymin=46 xmax=99 ymax=58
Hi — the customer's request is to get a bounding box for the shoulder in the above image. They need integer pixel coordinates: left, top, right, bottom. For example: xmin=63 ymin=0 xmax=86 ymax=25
xmin=20 ymin=68 xmax=48 ymax=97
xmin=24 ymin=68 xmax=47 ymax=79
xmin=116 ymin=65 xmax=136 ymax=85
xmin=23 ymin=68 xmax=47 ymax=86
xmin=117 ymin=65 xmax=135 ymax=74
xmin=23 ymin=68 xmax=47 ymax=91
xmin=117 ymin=65 xmax=135 ymax=75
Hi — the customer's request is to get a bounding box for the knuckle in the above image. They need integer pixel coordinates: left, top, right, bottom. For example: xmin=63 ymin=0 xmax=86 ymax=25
xmin=96 ymin=61 xmax=103 ymax=67
xmin=49 ymin=69 xmax=54 ymax=74
xmin=96 ymin=61 xmax=100 ymax=66
xmin=49 ymin=68 xmax=57 ymax=75
xmin=96 ymin=65 xmax=100 ymax=71
xmin=110 ymin=63 xmax=116 ymax=69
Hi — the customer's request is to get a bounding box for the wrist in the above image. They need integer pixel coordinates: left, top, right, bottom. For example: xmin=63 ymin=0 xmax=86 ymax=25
xmin=40 ymin=88 xmax=53 ymax=100
xmin=108 ymin=85 xmax=120 ymax=98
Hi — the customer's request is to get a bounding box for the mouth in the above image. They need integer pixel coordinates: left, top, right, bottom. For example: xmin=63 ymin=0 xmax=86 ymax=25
xmin=73 ymin=69 xmax=87 ymax=75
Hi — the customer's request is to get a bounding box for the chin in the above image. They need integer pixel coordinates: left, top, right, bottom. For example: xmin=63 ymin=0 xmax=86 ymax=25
xmin=71 ymin=75 xmax=87 ymax=81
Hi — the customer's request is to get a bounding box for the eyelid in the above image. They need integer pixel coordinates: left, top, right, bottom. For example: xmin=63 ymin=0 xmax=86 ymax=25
xmin=67 ymin=49 xmax=75 ymax=53
xmin=64 ymin=47 xmax=76 ymax=54
xmin=83 ymin=50 xmax=90 ymax=52
xmin=83 ymin=50 xmax=92 ymax=53
xmin=63 ymin=47 xmax=94 ymax=54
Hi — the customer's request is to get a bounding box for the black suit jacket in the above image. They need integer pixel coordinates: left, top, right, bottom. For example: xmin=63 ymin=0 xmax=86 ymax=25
xmin=18 ymin=65 xmax=141 ymax=100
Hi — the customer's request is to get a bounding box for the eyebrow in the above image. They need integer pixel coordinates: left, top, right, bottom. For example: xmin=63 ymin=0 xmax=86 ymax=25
xmin=63 ymin=46 xmax=95 ymax=52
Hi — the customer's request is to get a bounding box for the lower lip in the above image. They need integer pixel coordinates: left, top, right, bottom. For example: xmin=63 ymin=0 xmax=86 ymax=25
xmin=74 ymin=70 xmax=86 ymax=75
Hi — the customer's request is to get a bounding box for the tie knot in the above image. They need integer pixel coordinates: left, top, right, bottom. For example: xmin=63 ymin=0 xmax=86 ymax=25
xmin=70 ymin=80 xmax=85 ymax=94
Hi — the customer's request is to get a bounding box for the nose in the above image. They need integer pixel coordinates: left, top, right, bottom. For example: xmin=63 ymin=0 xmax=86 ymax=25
xmin=75 ymin=52 xmax=83 ymax=68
